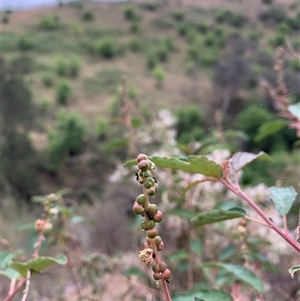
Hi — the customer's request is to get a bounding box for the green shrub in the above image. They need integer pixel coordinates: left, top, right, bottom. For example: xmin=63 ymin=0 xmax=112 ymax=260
xmin=124 ymin=7 xmax=138 ymax=21
xmin=81 ymin=9 xmax=94 ymax=21
xmin=152 ymin=66 xmax=166 ymax=88
xmin=2 ymin=15 xmax=9 ymax=24
xmin=178 ymin=22 xmax=190 ymax=36
xmin=146 ymin=52 xmax=157 ymax=69
xmin=277 ymin=22 xmax=290 ymax=34
xmin=171 ymin=11 xmax=185 ymax=22
xmin=287 ymin=14 xmax=300 ymax=30
xmin=70 ymin=22 xmax=83 ymax=36
xmin=290 ymin=58 xmax=300 ymax=72
xmin=54 ymin=56 xmax=81 ymax=78
xmin=94 ymin=39 xmax=117 ymax=59
xmin=39 ymin=15 xmax=60 ymax=30
xmin=156 ymin=45 xmax=169 ymax=62
xmin=129 ymin=38 xmax=142 ymax=52
xmin=48 ymin=110 xmax=86 ymax=171
xmin=17 ymin=35 xmax=34 ymax=51
xmin=199 ymin=49 xmax=218 ymax=66
xmin=196 ymin=22 xmax=208 ymax=34
xmin=41 ymin=73 xmax=54 ymax=87
xmin=258 ymin=7 xmax=287 ymax=25
xmin=128 ymin=86 xmax=139 ymax=100
xmin=176 ymin=105 xmax=204 ymax=143
xmin=203 ymin=33 xmax=216 ymax=47
xmin=269 ymin=33 xmax=285 ymax=47
xmin=130 ymin=22 xmax=140 ymax=34
xmin=56 ymin=80 xmax=72 ymax=105
xmin=96 ymin=118 xmax=108 ymax=140
xmin=69 ymin=0 xmax=84 ymax=10
xmin=228 ymin=13 xmax=246 ymax=27
xmin=248 ymin=30 xmax=263 ymax=41
xmin=140 ymin=2 xmax=160 ymax=11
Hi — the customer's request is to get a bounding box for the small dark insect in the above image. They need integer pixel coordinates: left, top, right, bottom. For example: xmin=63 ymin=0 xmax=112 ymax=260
xmin=135 ymin=172 xmax=140 ymax=181
xmin=152 ymin=176 xmax=157 ymax=183
xmin=166 ymin=279 xmax=170 ymax=283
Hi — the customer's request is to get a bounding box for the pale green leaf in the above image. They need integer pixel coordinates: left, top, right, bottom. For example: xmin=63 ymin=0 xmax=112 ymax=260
xmin=288 ymin=103 xmax=300 ymax=120
xmin=10 ymin=254 xmax=68 ymax=277
xmin=172 ymin=289 xmax=232 ymax=301
xmin=269 ymin=186 xmax=297 ymax=216
xmin=202 ymin=262 xmax=264 ymax=292
xmin=191 ymin=207 xmax=246 ymax=226
xmin=231 ymin=151 xmax=270 ymax=172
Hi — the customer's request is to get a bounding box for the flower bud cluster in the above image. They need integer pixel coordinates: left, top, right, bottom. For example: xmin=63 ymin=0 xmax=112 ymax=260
xmin=134 ymin=153 xmax=171 ymax=282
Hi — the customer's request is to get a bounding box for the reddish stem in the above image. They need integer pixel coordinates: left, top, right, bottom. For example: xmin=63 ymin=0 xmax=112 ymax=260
xmin=3 ymin=278 xmax=26 ymax=301
xmin=221 ymin=179 xmax=300 ymax=253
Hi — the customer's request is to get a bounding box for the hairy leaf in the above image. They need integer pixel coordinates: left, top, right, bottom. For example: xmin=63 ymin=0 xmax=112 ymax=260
xmin=191 ymin=207 xmax=246 ymax=226
xmin=10 ymin=254 xmax=68 ymax=277
xmin=269 ymin=186 xmax=297 ymax=216
xmin=202 ymin=262 xmax=264 ymax=292
xmin=231 ymin=151 xmax=269 ymax=172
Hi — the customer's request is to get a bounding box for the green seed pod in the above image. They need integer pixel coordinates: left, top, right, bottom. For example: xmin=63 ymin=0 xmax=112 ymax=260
xmin=152 ymin=264 xmax=160 ymax=273
xmin=153 ymin=210 xmax=163 ymax=222
xmin=148 ymin=204 xmax=158 ymax=215
xmin=153 ymin=272 xmax=162 ymax=280
xmin=162 ymin=269 xmax=171 ymax=280
xmin=133 ymin=202 xmax=144 ymax=215
xmin=149 ymin=161 xmax=156 ymax=171
xmin=157 ymin=241 xmax=164 ymax=251
xmin=147 ymin=228 xmax=158 ymax=239
xmin=154 ymin=236 xmax=162 ymax=246
xmin=136 ymin=194 xmax=146 ymax=206
xmin=147 ymin=188 xmax=156 ymax=196
xmin=159 ymin=262 xmax=167 ymax=272
xmin=141 ymin=221 xmax=148 ymax=231
xmin=144 ymin=180 xmax=153 ymax=189
xmin=141 ymin=171 xmax=151 ymax=178
xmin=136 ymin=153 xmax=148 ymax=163
xmin=146 ymin=237 xmax=151 ymax=244
xmin=153 ymin=183 xmax=159 ymax=191
xmin=147 ymin=220 xmax=156 ymax=230
xmin=147 ymin=177 xmax=155 ymax=185
xmin=138 ymin=159 xmax=150 ymax=171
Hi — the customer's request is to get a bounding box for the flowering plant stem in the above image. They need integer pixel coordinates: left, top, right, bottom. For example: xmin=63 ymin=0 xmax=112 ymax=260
xmin=220 ymin=178 xmax=300 ymax=253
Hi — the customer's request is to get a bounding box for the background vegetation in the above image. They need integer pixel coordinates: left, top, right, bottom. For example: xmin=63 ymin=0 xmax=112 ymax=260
xmin=1 ymin=0 xmax=299 ymax=300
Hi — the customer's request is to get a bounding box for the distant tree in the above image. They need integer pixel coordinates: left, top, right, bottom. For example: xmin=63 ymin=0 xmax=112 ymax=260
xmin=0 ymin=57 xmax=39 ymax=198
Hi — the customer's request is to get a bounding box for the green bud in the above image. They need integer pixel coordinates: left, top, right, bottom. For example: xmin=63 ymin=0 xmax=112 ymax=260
xmin=148 ymin=204 xmax=158 ymax=215
xmin=152 ymin=264 xmax=160 ymax=273
xmin=147 ymin=187 xmax=156 ymax=196
xmin=153 ymin=210 xmax=163 ymax=222
xmin=147 ymin=228 xmax=158 ymax=239
xmin=153 ymin=272 xmax=162 ymax=280
xmin=144 ymin=180 xmax=153 ymax=189
xmin=136 ymin=194 xmax=146 ymax=206
xmin=141 ymin=221 xmax=148 ymax=231
xmin=138 ymin=159 xmax=150 ymax=171
xmin=147 ymin=220 xmax=156 ymax=230
xmin=133 ymin=202 xmax=144 ymax=215
xmin=154 ymin=236 xmax=162 ymax=246
xmin=159 ymin=262 xmax=167 ymax=272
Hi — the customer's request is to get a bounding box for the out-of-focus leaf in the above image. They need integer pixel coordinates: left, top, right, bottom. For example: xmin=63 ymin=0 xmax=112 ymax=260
xmin=255 ymin=119 xmax=288 ymax=142
xmin=0 ymin=251 xmax=15 ymax=269
xmin=218 ymin=245 xmax=236 ymax=261
xmin=10 ymin=254 xmax=68 ymax=277
xmin=288 ymin=103 xmax=300 ymax=120
xmin=16 ymin=223 xmax=35 ymax=232
xmin=190 ymin=240 xmax=202 ymax=254
xmin=202 ymin=262 xmax=264 ymax=292
xmin=269 ymin=186 xmax=297 ymax=216
xmin=70 ymin=215 xmax=94 ymax=225
xmin=103 ymin=138 xmax=128 ymax=152
xmin=191 ymin=207 xmax=246 ymax=226
xmin=194 ymin=298 xmax=205 ymax=301
xmin=0 ymin=268 xmax=21 ymax=280
xmin=131 ymin=118 xmax=141 ymax=128
xmin=288 ymin=265 xmax=300 ymax=279
xmin=182 ymin=179 xmax=211 ymax=196
xmin=121 ymin=267 xmax=145 ymax=279
xmin=231 ymin=151 xmax=270 ymax=172
xmin=172 ymin=289 xmax=232 ymax=301
xmin=170 ymin=209 xmax=195 ymax=219
xmin=169 ymin=250 xmax=189 ymax=262
xmin=150 ymin=156 xmax=223 ymax=178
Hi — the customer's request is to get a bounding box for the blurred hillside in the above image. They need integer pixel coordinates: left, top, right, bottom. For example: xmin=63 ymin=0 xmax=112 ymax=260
xmin=1 ymin=1 xmax=300 ymax=300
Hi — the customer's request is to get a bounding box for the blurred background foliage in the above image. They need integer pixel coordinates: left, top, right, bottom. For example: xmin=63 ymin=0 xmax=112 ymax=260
xmin=1 ymin=0 xmax=299 ymax=300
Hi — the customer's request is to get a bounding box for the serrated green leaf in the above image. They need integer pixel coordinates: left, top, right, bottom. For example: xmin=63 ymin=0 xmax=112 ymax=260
xmin=172 ymin=289 xmax=232 ymax=301
xmin=231 ymin=152 xmax=269 ymax=172
xmin=149 ymin=156 xmax=223 ymax=178
xmin=9 ymin=254 xmax=68 ymax=277
xmin=123 ymin=158 xmax=136 ymax=167
xmin=255 ymin=119 xmax=288 ymax=142
xmin=218 ymin=245 xmax=236 ymax=261
xmin=190 ymin=240 xmax=202 ymax=254
xmin=191 ymin=208 xmax=246 ymax=226
xmin=288 ymin=265 xmax=300 ymax=279
xmin=269 ymin=186 xmax=297 ymax=216
xmin=288 ymin=103 xmax=300 ymax=120
xmin=103 ymin=138 xmax=128 ymax=152
xmin=169 ymin=250 xmax=189 ymax=262
xmin=182 ymin=179 xmax=211 ymax=196
xmin=202 ymin=263 xmax=264 ymax=292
